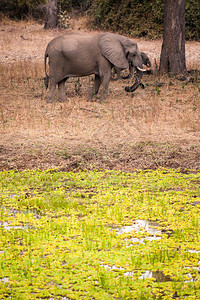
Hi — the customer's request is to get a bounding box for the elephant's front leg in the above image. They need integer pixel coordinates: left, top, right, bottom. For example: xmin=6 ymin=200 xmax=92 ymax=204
xmin=88 ymin=74 xmax=101 ymax=101
xmin=99 ymin=70 xmax=111 ymax=101
xmin=46 ymin=80 xmax=57 ymax=103
xmin=58 ymin=78 xmax=68 ymax=102
xmin=97 ymin=59 xmax=112 ymax=101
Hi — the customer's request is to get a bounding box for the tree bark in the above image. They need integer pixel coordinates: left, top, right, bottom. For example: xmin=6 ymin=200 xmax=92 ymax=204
xmin=42 ymin=0 xmax=58 ymax=29
xmin=159 ymin=0 xmax=187 ymax=75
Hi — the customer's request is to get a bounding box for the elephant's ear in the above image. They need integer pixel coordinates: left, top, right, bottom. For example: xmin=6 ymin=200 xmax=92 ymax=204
xmin=99 ymin=34 xmax=129 ymax=69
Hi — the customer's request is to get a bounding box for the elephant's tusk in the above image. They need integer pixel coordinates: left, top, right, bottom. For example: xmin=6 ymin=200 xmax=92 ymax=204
xmin=136 ymin=67 xmax=147 ymax=72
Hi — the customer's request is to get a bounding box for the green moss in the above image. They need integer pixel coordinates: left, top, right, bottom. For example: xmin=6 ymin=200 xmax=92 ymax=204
xmin=0 ymin=169 xmax=200 ymax=299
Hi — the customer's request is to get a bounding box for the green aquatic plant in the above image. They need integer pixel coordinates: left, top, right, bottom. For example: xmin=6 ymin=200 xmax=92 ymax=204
xmin=0 ymin=169 xmax=200 ymax=299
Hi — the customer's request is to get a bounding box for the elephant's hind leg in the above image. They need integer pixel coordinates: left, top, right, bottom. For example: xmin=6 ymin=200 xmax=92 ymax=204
xmin=46 ymin=80 xmax=57 ymax=103
xmin=58 ymin=78 xmax=68 ymax=102
xmin=88 ymin=74 xmax=101 ymax=101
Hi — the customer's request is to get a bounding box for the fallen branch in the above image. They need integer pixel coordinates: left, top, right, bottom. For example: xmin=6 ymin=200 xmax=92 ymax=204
xmin=20 ymin=35 xmax=29 ymax=40
xmin=0 ymin=103 xmax=13 ymax=112
xmin=79 ymin=107 xmax=102 ymax=117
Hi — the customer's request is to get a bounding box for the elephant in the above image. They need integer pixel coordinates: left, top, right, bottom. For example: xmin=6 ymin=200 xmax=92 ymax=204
xmin=113 ymin=52 xmax=151 ymax=80
xmin=44 ymin=32 xmax=146 ymax=102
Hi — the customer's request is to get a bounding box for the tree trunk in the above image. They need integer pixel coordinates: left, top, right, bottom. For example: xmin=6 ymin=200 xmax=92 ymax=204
xmin=43 ymin=0 xmax=58 ymax=29
xmin=159 ymin=0 xmax=187 ymax=75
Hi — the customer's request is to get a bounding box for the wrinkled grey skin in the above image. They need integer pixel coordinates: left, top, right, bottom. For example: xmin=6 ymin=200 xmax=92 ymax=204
xmin=113 ymin=52 xmax=151 ymax=80
xmin=141 ymin=52 xmax=151 ymax=68
xmin=123 ymin=52 xmax=151 ymax=92
xmin=44 ymin=32 xmax=145 ymax=102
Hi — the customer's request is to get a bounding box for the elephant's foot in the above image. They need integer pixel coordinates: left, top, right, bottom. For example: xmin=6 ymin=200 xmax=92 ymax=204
xmin=87 ymin=95 xmax=107 ymax=103
xmin=46 ymin=95 xmax=56 ymax=103
xmin=87 ymin=97 xmax=96 ymax=102
xmin=87 ymin=93 xmax=104 ymax=102
xmin=98 ymin=89 xmax=108 ymax=103
xmin=87 ymin=91 xmax=97 ymax=102
xmin=87 ymin=91 xmax=108 ymax=103
xmin=58 ymin=95 xmax=68 ymax=103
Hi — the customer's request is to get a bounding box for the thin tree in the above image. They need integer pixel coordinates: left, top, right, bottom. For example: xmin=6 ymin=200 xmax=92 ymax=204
xmin=159 ymin=0 xmax=187 ymax=75
xmin=40 ymin=0 xmax=58 ymax=29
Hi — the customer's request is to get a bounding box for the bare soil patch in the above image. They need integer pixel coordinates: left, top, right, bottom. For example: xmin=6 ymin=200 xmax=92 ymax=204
xmin=0 ymin=18 xmax=200 ymax=171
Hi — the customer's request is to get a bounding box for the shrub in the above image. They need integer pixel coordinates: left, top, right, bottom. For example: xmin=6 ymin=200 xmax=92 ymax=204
xmin=0 ymin=0 xmax=46 ymax=19
xmin=0 ymin=0 xmax=93 ymax=20
xmin=185 ymin=0 xmax=200 ymax=40
xmin=90 ymin=0 xmax=200 ymax=40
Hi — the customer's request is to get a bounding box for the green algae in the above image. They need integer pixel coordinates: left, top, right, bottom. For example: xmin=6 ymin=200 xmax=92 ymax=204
xmin=0 ymin=169 xmax=200 ymax=299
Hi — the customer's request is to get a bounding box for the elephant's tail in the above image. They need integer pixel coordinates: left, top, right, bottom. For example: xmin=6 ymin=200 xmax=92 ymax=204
xmin=44 ymin=51 xmax=49 ymax=89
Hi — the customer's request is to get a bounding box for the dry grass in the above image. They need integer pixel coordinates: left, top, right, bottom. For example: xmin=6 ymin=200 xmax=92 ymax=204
xmin=0 ymin=18 xmax=200 ymax=170
xmin=1 ymin=61 xmax=199 ymax=143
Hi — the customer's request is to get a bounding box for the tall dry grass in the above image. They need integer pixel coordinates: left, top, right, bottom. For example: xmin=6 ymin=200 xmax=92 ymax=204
xmin=0 ymin=19 xmax=200 ymax=150
xmin=0 ymin=60 xmax=200 ymax=149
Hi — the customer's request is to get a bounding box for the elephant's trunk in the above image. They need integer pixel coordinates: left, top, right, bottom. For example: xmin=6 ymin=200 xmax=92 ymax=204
xmin=124 ymin=68 xmax=144 ymax=92
xmin=121 ymin=73 xmax=131 ymax=80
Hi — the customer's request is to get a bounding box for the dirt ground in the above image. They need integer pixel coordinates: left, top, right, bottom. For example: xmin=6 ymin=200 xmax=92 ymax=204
xmin=0 ymin=17 xmax=200 ymax=172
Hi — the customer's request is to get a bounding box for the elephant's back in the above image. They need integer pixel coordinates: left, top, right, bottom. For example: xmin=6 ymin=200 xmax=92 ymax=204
xmin=46 ymin=32 xmax=101 ymax=58
xmin=48 ymin=32 xmax=101 ymax=47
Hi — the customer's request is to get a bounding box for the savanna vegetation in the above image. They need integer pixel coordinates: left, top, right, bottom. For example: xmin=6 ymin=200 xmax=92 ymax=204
xmin=90 ymin=0 xmax=200 ymax=40
xmin=0 ymin=0 xmax=200 ymax=40
xmin=1 ymin=169 xmax=200 ymax=299
xmin=0 ymin=1 xmax=200 ymax=299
